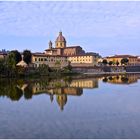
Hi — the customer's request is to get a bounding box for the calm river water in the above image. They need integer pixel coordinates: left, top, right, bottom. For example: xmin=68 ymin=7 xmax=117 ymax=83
xmin=0 ymin=74 xmax=140 ymax=139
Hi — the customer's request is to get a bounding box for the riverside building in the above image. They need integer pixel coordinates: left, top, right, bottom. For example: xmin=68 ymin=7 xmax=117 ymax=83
xmin=32 ymin=31 xmax=100 ymax=67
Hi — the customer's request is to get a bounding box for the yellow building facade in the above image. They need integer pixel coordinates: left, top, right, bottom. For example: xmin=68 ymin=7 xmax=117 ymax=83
xmin=68 ymin=54 xmax=98 ymax=66
xmin=70 ymin=78 xmax=98 ymax=89
xmin=32 ymin=53 xmax=68 ymax=67
xmin=105 ymin=55 xmax=138 ymax=66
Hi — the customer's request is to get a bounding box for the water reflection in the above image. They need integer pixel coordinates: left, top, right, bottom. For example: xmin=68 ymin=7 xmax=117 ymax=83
xmin=0 ymin=74 xmax=140 ymax=110
xmin=102 ymin=74 xmax=139 ymax=84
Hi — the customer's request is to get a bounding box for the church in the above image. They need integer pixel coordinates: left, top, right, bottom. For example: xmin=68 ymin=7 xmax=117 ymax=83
xmin=32 ymin=31 xmax=100 ymax=67
xmin=45 ymin=31 xmax=85 ymax=56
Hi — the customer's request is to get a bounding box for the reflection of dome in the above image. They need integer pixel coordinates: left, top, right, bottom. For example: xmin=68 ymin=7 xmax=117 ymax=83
xmin=16 ymin=84 xmax=28 ymax=93
xmin=56 ymin=31 xmax=66 ymax=42
xmin=56 ymin=94 xmax=67 ymax=111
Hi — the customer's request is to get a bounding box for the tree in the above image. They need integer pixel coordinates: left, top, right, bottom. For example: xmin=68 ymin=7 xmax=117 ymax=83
xmin=55 ymin=60 xmax=61 ymax=70
xmin=23 ymin=50 xmax=32 ymax=64
xmin=37 ymin=64 xmax=49 ymax=75
xmin=102 ymin=77 xmax=108 ymax=82
xmin=0 ymin=59 xmax=6 ymax=77
xmin=102 ymin=59 xmax=108 ymax=65
xmin=6 ymin=52 xmax=17 ymax=77
xmin=10 ymin=50 xmax=22 ymax=64
xmin=63 ymin=61 xmax=72 ymax=72
xmin=108 ymin=61 xmax=113 ymax=66
xmin=121 ymin=58 xmax=129 ymax=65
xmin=116 ymin=61 xmax=119 ymax=66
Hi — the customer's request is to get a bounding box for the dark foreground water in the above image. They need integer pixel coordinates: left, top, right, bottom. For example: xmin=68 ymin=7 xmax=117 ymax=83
xmin=0 ymin=74 xmax=140 ymax=139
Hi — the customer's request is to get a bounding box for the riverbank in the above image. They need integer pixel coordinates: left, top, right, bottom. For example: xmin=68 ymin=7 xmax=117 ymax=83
xmin=83 ymin=71 xmax=140 ymax=75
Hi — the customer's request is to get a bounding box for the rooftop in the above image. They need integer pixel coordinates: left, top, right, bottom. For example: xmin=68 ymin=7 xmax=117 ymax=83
xmin=106 ymin=55 xmax=138 ymax=58
xmin=32 ymin=53 xmax=67 ymax=57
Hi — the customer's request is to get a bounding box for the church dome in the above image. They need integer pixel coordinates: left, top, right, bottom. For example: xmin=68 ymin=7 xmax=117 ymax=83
xmin=56 ymin=31 xmax=66 ymax=42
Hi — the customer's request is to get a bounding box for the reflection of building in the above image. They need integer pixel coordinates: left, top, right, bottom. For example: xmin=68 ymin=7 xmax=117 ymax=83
xmin=32 ymin=31 xmax=100 ymax=67
xmin=31 ymin=80 xmax=83 ymax=111
xmin=70 ymin=78 xmax=98 ymax=89
xmin=56 ymin=94 xmax=67 ymax=111
xmin=103 ymin=74 xmax=138 ymax=84
xmin=105 ymin=55 xmax=139 ymax=66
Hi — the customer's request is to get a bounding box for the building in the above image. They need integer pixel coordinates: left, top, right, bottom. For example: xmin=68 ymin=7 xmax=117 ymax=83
xmin=103 ymin=74 xmax=138 ymax=85
xmin=70 ymin=78 xmax=98 ymax=89
xmin=68 ymin=53 xmax=99 ymax=66
xmin=32 ymin=53 xmax=68 ymax=68
xmin=31 ymin=31 xmax=100 ymax=67
xmin=105 ymin=55 xmax=139 ymax=66
xmin=16 ymin=55 xmax=28 ymax=67
xmin=45 ymin=31 xmax=85 ymax=56
xmin=0 ymin=52 xmax=7 ymax=59
xmin=43 ymin=31 xmax=100 ymax=67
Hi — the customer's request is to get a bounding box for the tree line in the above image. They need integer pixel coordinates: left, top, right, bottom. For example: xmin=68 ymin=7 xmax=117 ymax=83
xmin=0 ymin=50 xmax=73 ymax=78
xmin=101 ymin=58 xmax=129 ymax=66
xmin=0 ymin=50 xmax=31 ymax=78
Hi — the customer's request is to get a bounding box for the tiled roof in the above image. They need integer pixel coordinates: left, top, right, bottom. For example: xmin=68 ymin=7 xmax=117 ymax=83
xmin=32 ymin=53 xmax=67 ymax=57
xmin=0 ymin=52 xmax=7 ymax=55
xmin=45 ymin=46 xmax=82 ymax=51
xmin=106 ymin=55 xmax=138 ymax=58
xmin=66 ymin=46 xmax=82 ymax=49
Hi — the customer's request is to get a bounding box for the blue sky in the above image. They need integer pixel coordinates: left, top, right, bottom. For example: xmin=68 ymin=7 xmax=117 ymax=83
xmin=0 ymin=1 xmax=140 ymax=57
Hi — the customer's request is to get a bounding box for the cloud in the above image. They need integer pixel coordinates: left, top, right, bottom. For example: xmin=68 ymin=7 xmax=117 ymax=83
xmin=0 ymin=1 xmax=140 ymax=39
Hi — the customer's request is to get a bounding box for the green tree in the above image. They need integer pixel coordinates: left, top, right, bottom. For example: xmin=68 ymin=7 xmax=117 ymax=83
xmin=23 ymin=50 xmax=32 ymax=64
xmin=116 ymin=61 xmax=119 ymax=66
xmin=11 ymin=50 xmax=22 ymax=64
xmin=102 ymin=59 xmax=108 ymax=65
xmin=55 ymin=60 xmax=61 ymax=72
xmin=63 ymin=62 xmax=72 ymax=72
xmin=37 ymin=64 xmax=49 ymax=75
xmin=6 ymin=52 xmax=17 ymax=77
xmin=102 ymin=77 xmax=108 ymax=82
xmin=108 ymin=61 xmax=113 ymax=66
xmin=121 ymin=58 xmax=129 ymax=65
xmin=0 ymin=59 xmax=6 ymax=77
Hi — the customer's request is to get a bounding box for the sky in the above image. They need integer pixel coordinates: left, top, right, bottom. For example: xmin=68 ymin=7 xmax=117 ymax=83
xmin=0 ymin=1 xmax=140 ymax=57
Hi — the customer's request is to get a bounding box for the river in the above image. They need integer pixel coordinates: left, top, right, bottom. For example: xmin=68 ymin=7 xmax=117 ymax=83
xmin=0 ymin=74 xmax=140 ymax=138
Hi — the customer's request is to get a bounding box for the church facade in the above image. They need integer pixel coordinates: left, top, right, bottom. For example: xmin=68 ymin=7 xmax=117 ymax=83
xmin=32 ymin=31 xmax=100 ymax=67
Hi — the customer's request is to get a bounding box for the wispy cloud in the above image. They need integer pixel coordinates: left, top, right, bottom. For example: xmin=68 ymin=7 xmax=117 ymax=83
xmin=0 ymin=1 xmax=140 ymax=56
xmin=0 ymin=1 xmax=140 ymax=38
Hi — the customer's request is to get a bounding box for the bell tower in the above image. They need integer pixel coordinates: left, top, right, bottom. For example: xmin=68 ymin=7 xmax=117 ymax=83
xmin=49 ymin=40 xmax=53 ymax=49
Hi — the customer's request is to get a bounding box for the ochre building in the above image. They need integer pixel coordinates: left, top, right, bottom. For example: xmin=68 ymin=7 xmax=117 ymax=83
xmin=32 ymin=31 xmax=100 ymax=67
xmin=105 ymin=55 xmax=139 ymax=66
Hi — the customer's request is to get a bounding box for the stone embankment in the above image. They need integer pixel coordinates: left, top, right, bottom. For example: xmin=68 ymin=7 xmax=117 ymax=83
xmin=72 ymin=65 xmax=140 ymax=75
